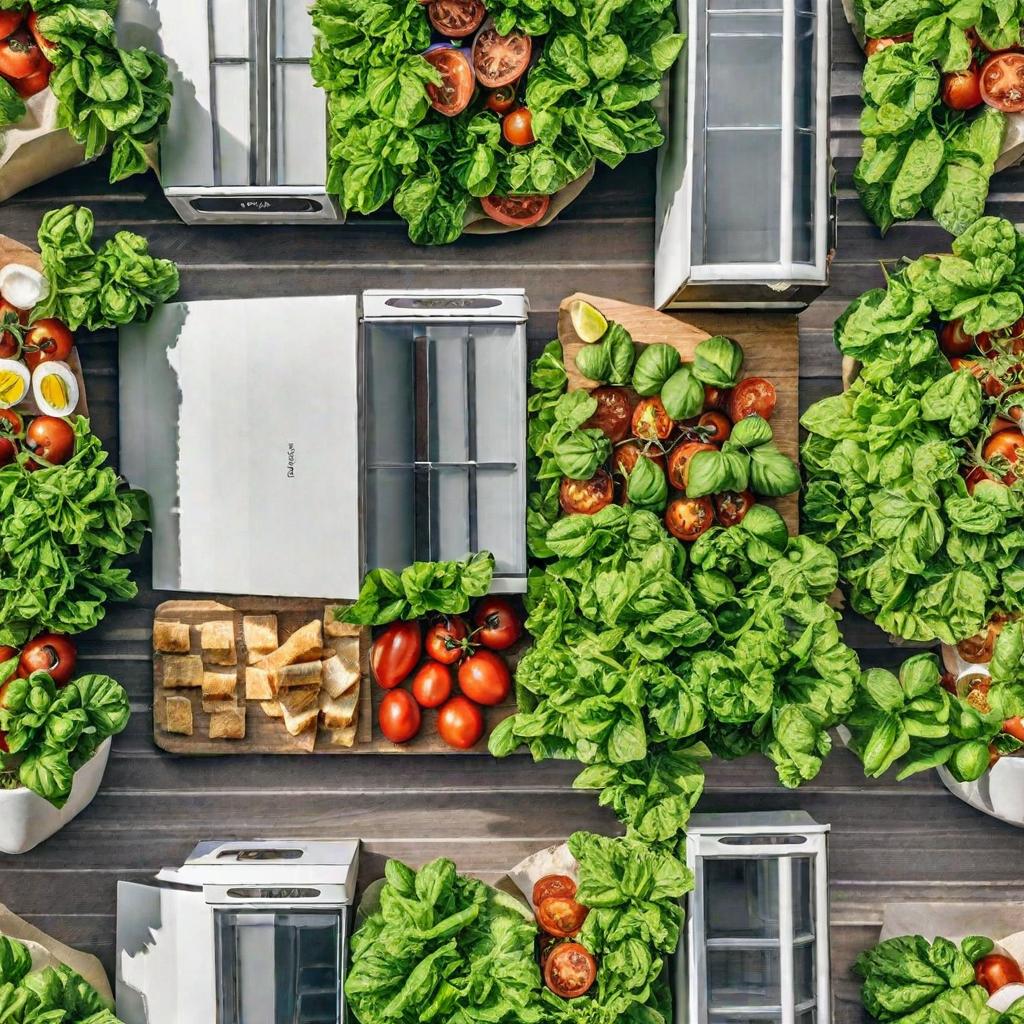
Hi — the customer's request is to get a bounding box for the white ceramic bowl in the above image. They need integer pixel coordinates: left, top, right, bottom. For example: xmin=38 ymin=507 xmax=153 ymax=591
xmin=0 ymin=738 xmax=112 ymax=855
xmin=938 ymin=756 xmax=1024 ymax=828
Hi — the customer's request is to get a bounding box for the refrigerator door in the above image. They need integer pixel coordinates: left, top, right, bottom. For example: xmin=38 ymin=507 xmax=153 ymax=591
xmin=119 ymin=296 xmax=362 ymax=598
xmin=116 ymin=881 xmax=214 ymax=1024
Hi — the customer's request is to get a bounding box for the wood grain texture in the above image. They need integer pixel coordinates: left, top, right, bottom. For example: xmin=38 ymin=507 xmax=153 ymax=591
xmin=5 ymin=9 xmax=1024 ymax=1022
xmin=558 ymin=293 xmax=800 ymax=532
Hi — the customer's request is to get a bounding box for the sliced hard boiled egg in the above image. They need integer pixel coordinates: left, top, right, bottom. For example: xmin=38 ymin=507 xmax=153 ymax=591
xmin=32 ymin=361 xmax=79 ymax=417
xmin=0 ymin=360 xmax=30 ymax=409
xmin=0 ymin=264 xmax=50 ymax=310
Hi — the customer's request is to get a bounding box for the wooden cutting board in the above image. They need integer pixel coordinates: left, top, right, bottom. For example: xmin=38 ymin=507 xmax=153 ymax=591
xmin=558 ymin=293 xmax=800 ymax=534
xmin=153 ymin=598 xmax=518 ymax=755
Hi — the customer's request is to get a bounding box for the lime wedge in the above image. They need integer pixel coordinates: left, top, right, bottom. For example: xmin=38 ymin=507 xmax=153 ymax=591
xmin=570 ymin=300 xmax=608 ymax=343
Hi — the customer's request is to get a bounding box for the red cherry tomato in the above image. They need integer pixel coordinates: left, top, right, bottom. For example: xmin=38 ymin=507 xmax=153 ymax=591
xmin=502 ymin=107 xmax=535 ymax=146
xmin=437 ymin=695 xmax=485 ymax=749
xmin=0 ymin=10 xmax=25 ymax=37
xmin=632 ymin=397 xmax=673 ymax=441
xmin=424 ymin=616 xmax=469 ymax=665
xmin=728 ymin=377 xmax=777 ymax=421
xmin=977 ymin=316 xmax=1024 ymax=356
xmin=0 ymin=646 xmax=17 ymax=665
xmin=584 ymin=386 xmax=632 ymax=443
xmin=484 ymin=84 xmax=516 ymax=114
xmin=0 ymin=409 xmax=21 ymax=468
xmin=939 ymin=319 xmax=976 ymax=357
xmin=23 ymin=319 xmax=73 ymax=370
xmin=544 ymin=942 xmax=597 ymax=999
xmin=665 ymin=496 xmax=715 ymax=542
xmin=480 ymin=194 xmax=550 ymax=228
xmin=981 ymin=53 xmax=1024 ymax=112
xmin=667 ymin=441 xmax=716 ymax=491
xmin=411 ymin=661 xmax=454 ymax=708
xmin=0 ymin=31 xmax=43 ymax=80
xmin=472 ymin=597 xmax=521 ymax=651
xmin=612 ymin=441 xmax=665 ymax=478
xmin=18 ymin=633 xmax=77 ymax=686
xmin=370 ymin=621 xmax=422 ymax=689
xmin=457 ymin=648 xmax=510 ymax=705
xmin=697 ymin=410 xmax=731 ymax=444
xmin=0 ymin=300 xmax=26 ymax=359
xmin=703 ymin=385 xmax=731 ymax=411
xmin=983 ymin=429 xmax=1024 ymax=483
xmin=424 ymin=45 xmax=475 ymax=117
xmin=533 ymin=875 xmax=577 ymax=906
xmin=942 ymin=63 xmax=983 ymax=109
xmin=715 ymin=489 xmax=754 ymax=527
xmin=559 ymin=470 xmax=614 ymax=515
xmin=536 ymin=895 xmax=589 ymax=938
xmin=378 ymin=688 xmax=422 ymax=743
xmin=975 ymin=953 xmax=1024 ymax=994
xmin=24 ymin=416 xmax=75 ymax=467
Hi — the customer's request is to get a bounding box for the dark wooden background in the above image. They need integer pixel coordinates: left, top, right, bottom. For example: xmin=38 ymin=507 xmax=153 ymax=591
xmin=3 ymin=4 xmax=1024 ymax=1020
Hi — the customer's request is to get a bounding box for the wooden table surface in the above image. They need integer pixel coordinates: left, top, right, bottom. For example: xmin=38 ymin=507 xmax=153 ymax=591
xmin=3 ymin=5 xmax=1024 ymax=1020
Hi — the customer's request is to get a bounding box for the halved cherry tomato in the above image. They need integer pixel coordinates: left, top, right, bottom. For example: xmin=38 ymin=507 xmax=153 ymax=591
xmin=27 ymin=12 xmax=58 ymax=56
xmin=703 ymin=385 xmax=731 ymax=411
xmin=667 ymin=441 xmax=716 ymax=491
xmin=411 ymin=661 xmax=454 ymax=708
xmin=425 ymin=616 xmax=469 ymax=665
xmin=0 ymin=10 xmax=25 ymax=38
xmin=728 ymin=377 xmax=777 ymax=421
xmin=0 ymin=300 xmax=26 ymax=359
xmin=480 ymin=194 xmax=550 ymax=228
xmin=0 ymin=31 xmax=43 ymax=80
xmin=940 ymin=319 xmax=976 ymax=357
xmin=472 ymin=23 xmax=531 ymax=88
xmin=981 ymin=53 xmax=1024 ymax=111
xmin=502 ymin=106 xmax=534 ymax=146
xmin=428 ymin=0 xmax=485 ymax=38
xmin=457 ymin=648 xmax=510 ymax=705
xmin=665 ymin=496 xmax=715 ymax=541
xmin=560 ymin=470 xmax=614 ymax=515
xmin=485 ymin=84 xmax=516 ymax=114
xmin=698 ymin=410 xmax=731 ymax=444
xmin=584 ymin=386 xmax=632 ymax=443
xmin=378 ymin=688 xmax=422 ymax=743
xmin=612 ymin=440 xmax=665 ymax=477
xmin=473 ymin=597 xmax=522 ymax=651
xmin=371 ymin=621 xmax=422 ymax=689
xmin=977 ymin=316 xmax=1024 ymax=356
xmin=23 ymin=318 xmax=72 ymax=370
xmin=533 ymin=875 xmax=577 ymax=906
xmin=715 ymin=489 xmax=754 ymax=526
xmin=864 ymin=33 xmax=912 ymax=57
xmin=1004 ymin=716 xmax=1024 ymax=742
xmin=424 ymin=45 xmax=475 ymax=117
xmin=18 ymin=633 xmax=76 ymax=686
xmin=12 ymin=63 xmax=50 ymax=98
xmin=976 ymin=954 xmax=1024 ymax=994
xmin=983 ymin=429 xmax=1024 ymax=483
xmin=537 ymin=896 xmax=588 ymax=938
xmin=942 ymin=64 xmax=983 ymax=109
xmin=632 ymin=397 xmax=673 ymax=441
xmin=437 ymin=694 xmax=485 ymax=749
xmin=544 ymin=942 xmax=597 ymax=999
xmin=24 ymin=415 xmax=74 ymax=466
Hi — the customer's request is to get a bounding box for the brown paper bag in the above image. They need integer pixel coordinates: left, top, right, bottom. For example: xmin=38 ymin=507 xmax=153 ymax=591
xmin=0 ymin=901 xmax=113 ymax=1004
xmin=0 ymin=231 xmax=89 ymax=417
xmin=462 ymin=167 xmax=596 ymax=235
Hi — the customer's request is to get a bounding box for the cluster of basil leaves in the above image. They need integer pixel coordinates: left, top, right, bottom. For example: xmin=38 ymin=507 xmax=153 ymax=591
xmin=852 ymin=0 xmax=1019 ymax=235
xmin=308 ymin=0 xmax=684 ymax=244
xmin=802 ymin=215 xmax=1024 ymax=645
xmin=0 ymin=657 xmax=130 ymax=808
xmin=0 ymin=0 xmax=172 ymax=184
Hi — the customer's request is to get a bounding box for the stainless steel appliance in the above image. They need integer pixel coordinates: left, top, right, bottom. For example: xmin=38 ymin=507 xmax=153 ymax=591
xmin=656 ymin=0 xmax=833 ymax=309
xmin=116 ymin=840 xmax=360 ymax=1024
xmin=119 ymin=0 xmax=340 ymax=224
xmin=675 ymin=811 xmax=832 ymax=1024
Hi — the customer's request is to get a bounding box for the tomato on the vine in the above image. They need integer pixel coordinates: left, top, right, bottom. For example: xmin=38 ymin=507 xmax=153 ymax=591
xmin=473 ymin=597 xmax=522 ymax=650
xmin=424 ymin=616 xmax=469 ymax=665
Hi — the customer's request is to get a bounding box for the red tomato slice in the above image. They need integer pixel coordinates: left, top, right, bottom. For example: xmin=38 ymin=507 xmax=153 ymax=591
xmin=665 ymin=496 xmax=715 ymax=541
xmin=472 ymin=23 xmax=531 ymax=88
xmin=544 ymin=942 xmax=597 ymax=999
xmin=536 ymin=895 xmax=588 ymax=937
xmin=428 ymin=0 xmax=485 ymax=38
xmin=480 ymin=194 xmax=550 ymax=227
xmin=728 ymin=377 xmax=777 ymax=421
xmin=981 ymin=53 xmax=1024 ymax=112
xmin=423 ymin=45 xmax=475 ymax=116
xmin=533 ymin=875 xmax=577 ymax=907
xmin=559 ymin=470 xmax=614 ymax=515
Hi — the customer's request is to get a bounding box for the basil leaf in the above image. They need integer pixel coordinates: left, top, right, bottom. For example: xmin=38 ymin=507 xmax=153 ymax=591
xmin=660 ymin=365 xmax=703 ymax=420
